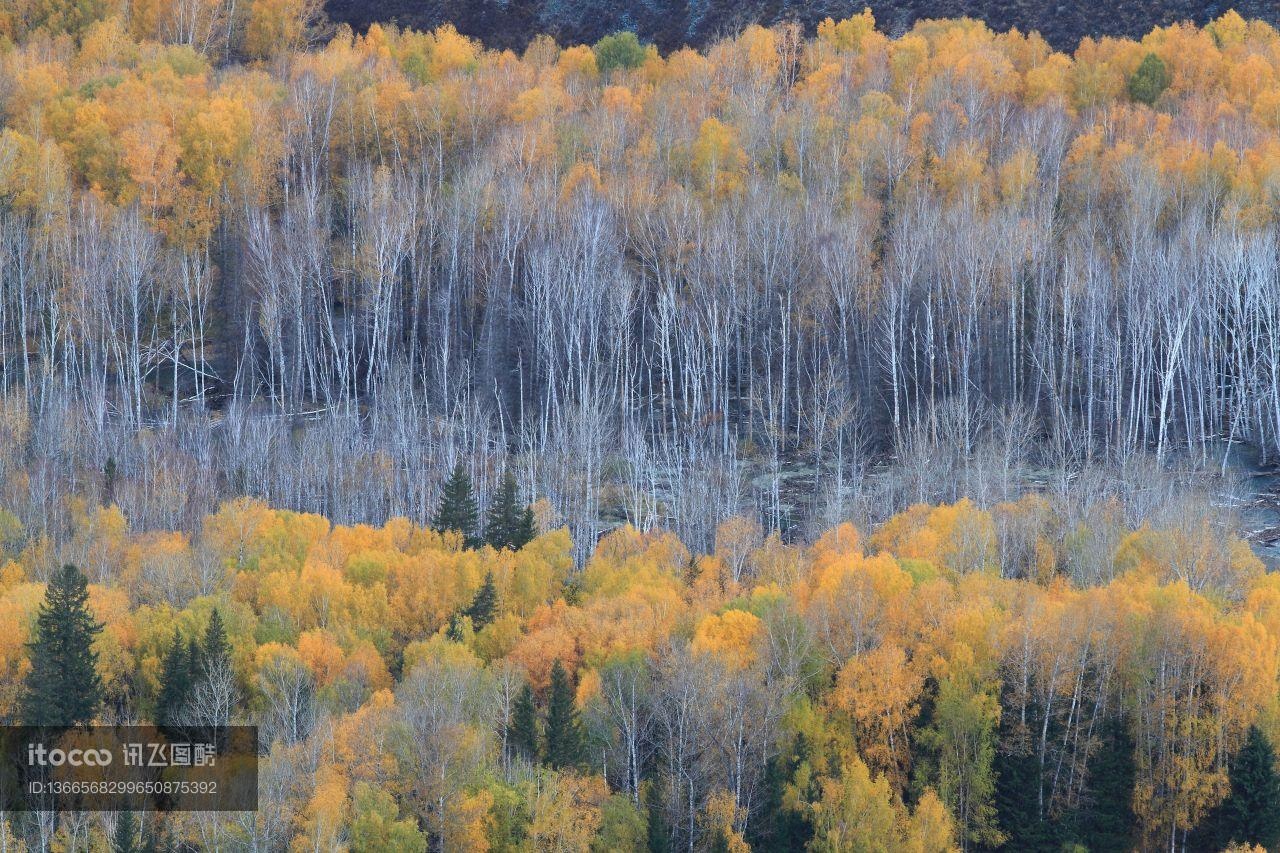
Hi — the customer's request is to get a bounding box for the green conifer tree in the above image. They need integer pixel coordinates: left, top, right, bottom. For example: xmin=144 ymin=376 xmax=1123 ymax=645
xmin=113 ymin=811 xmax=138 ymax=853
xmin=509 ymin=682 xmax=539 ymax=762
xmin=644 ymin=780 xmax=672 ymax=853
xmin=444 ymin=613 xmax=472 ymax=642
xmin=1069 ymin=715 xmax=1136 ymax=852
xmin=156 ymin=629 xmax=193 ymax=726
xmin=187 ymin=636 xmax=201 ymax=689
xmin=1195 ymin=725 xmax=1280 ymax=850
xmin=485 ymin=469 xmax=524 ymax=550
xmin=1128 ymin=52 xmax=1170 ymax=106
xmin=102 ymin=456 xmax=117 ymax=506
xmin=201 ymin=607 xmax=230 ymax=672
xmin=749 ymin=730 xmax=814 ymax=851
xmin=21 ymin=563 xmax=103 ymax=727
xmin=914 ymin=674 xmax=1003 ymax=849
xmin=514 ymin=505 xmax=537 ymax=550
xmin=543 ymin=660 xmax=583 ymax=769
xmin=139 ymin=816 xmax=164 ymax=853
xmin=464 ymin=572 xmax=498 ymax=630
xmin=988 ymin=701 xmax=1059 ymax=850
xmin=433 ymin=461 xmax=480 ymax=548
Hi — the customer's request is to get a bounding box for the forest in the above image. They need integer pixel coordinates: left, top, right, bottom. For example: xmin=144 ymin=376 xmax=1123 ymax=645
xmin=5 ymin=490 xmax=1280 ymax=851
xmin=7 ymin=2 xmax=1280 ymax=552
xmin=319 ymin=0 xmax=1280 ymax=56
xmin=5 ymin=0 xmax=1280 ymax=849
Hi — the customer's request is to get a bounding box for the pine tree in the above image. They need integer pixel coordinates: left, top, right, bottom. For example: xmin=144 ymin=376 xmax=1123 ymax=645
xmin=201 ymin=607 xmax=230 ymax=672
xmin=433 ymin=461 xmax=480 ymax=548
xmin=21 ymin=563 xmax=103 ymax=727
xmin=139 ymin=816 xmax=165 ymax=853
xmin=1194 ymin=725 xmax=1280 ymax=850
xmin=484 ymin=469 xmax=525 ymax=550
xmin=644 ymin=780 xmax=673 ymax=853
xmin=1069 ymin=715 xmax=1136 ymax=852
xmin=514 ymin=505 xmax=537 ymax=550
xmin=543 ymin=660 xmax=583 ymax=769
xmin=464 ymin=572 xmax=498 ymax=630
xmin=156 ymin=628 xmax=193 ymax=727
xmin=508 ymin=682 xmax=539 ymax=761
xmin=102 ymin=456 xmax=117 ymax=505
xmin=187 ymin=636 xmax=201 ymax=690
xmin=749 ymin=731 xmax=813 ymax=851
xmin=1128 ymin=52 xmax=1170 ymax=106
xmin=113 ymin=811 xmax=138 ymax=853
xmin=993 ymin=698 xmax=1064 ymax=852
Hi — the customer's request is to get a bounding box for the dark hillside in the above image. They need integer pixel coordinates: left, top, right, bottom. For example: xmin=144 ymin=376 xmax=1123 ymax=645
xmin=322 ymin=0 xmax=1280 ymax=52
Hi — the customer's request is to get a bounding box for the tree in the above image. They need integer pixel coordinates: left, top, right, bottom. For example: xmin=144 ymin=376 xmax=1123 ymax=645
xmin=593 ymin=793 xmax=648 ymax=852
xmin=189 ymin=607 xmax=238 ymax=730
xmin=350 ymin=780 xmax=428 ymax=852
xmin=242 ymin=0 xmax=317 ymax=58
xmin=156 ymin=628 xmax=194 ymax=726
xmin=593 ymin=31 xmax=646 ymax=74
xmin=1195 ymin=726 xmax=1280 ymax=850
xmin=103 ymin=456 xmax=117 ymax=505
xmin=994 ymin=728 xmax=1061 ymax=851
xmin=509 ymin=681 xmax=539 ymax=761
xmin=751 ymin=728 xmax=813 ymax=851
xmin=202 ymin=607 xmax=230 ymax=671
xmin=433 ymin=461 xmax=480 ymax=548
xmin=485 ymin=469 xmax=535 ymax=550
xmin=139 ymin=815 xmax=167 ymax=853
xmin=113 ymin=811 xmax=138 ymax=853
xmin=808 ymin=755 xmax=901 ymax=852
xmin=906 ymin=790 xmax=957 ymax=853
xmin=516 ymin=505 xmax=538 ymax=550
xmin=464 ymin=571 xmax=498 ymax=630
xmin=21 ymin=564 xmax=103 ymax=727
xmin=1128 ymin=53 xmax=1170 ymax=106
xmin=544 ymin=659 xmax=583 ymax=769
xmin=701 ymin=790 xmax=750 ymax=853
xmin=916 ymin=670 xmax=1004 ymax=851
xmin=1068 ymin=715 xmax=1136 ymax=852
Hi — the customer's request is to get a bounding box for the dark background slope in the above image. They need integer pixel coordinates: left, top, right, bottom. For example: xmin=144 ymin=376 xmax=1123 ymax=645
xmin=323 ymin=0 xmax=1280 ymax=52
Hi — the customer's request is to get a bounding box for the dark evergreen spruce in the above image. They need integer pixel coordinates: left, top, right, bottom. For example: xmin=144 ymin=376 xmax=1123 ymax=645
xmin=113 ymin=811 xmax=138 ymax=853
xmin=186 ymin=636 xmax=201 ymax=691
xmin=156 ymin=628 xmax=193 ymax=726
xmin=21 ymin=563 xmax=103 ymax=727
xmin=748 ymin=731 xmax=814 ymax=851
xmin=514 ymin=505 xmax=537 ymax=549
xmin=1194 ymin=725 xmax=1280 ymax=850
xmin=1128 ymin=52 xmax=1170 ymax=106
xmin=543 ymin=659 xmax=583 ymax=769
xmin=705 ymin=829 xmax=734 ymax=853
xmin=1069 ymin=715 xmax=1137 ymax=852
xmin=201 ymin=607 xmax=230 ymax=673
xmin=139 ymin=815 xmax=165 ymax=853
xmin=485 ymin=469 xmax=535 ymax=550
xmin=464 ymin=571 xmax=498 ymax=630
xmin=508 ymin=682 xmax=539 ymax=761
xmin=645 ymin=781 xmax=672 ymax=853
xmin=994 ymin=707 xmax=1061 ymax=851
xmin=432 ymin=461 xmax=480 ymax=548
xmin=102 ymin=456 xmax=117 ymax=505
